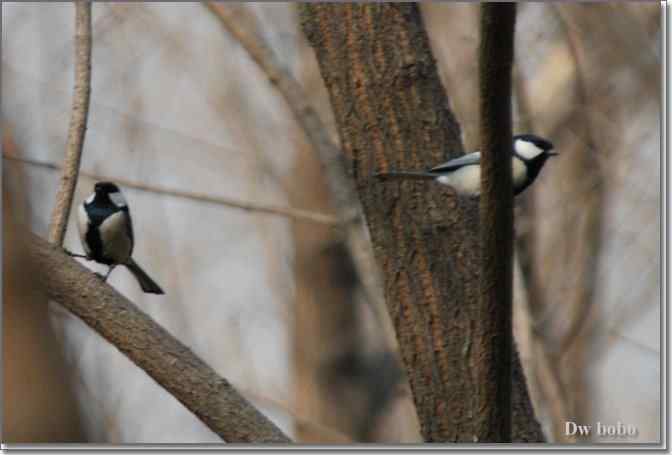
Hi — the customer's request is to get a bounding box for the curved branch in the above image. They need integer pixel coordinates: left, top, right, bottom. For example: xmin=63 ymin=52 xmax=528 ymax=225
xmin=477 ymin=3 xmax=517 ymax=442
xmin=29 ymin=233 xmax=290 ymax=443
xmin=48 ymin=1 xmax=91 ymax=245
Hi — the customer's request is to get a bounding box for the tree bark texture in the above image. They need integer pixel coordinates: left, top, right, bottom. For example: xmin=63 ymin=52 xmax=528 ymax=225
xmin=477 ymin=3 xmax=516 ymax=442
xmin=48 ymin=1 xmax=91 ymax=246
xmin=301 ymin=3 xmax=543 ymax=442
xmin=29 ymin=233 xmax=290 ymax=443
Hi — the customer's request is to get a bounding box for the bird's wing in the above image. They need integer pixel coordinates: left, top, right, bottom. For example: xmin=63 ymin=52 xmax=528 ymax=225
xmin=123 ymin=208 xmax=134 ymax=251
xmin=77 ymin=203 xmax=91 ymax=256
xmin=429 ymin=151 xmax=481 ymax=173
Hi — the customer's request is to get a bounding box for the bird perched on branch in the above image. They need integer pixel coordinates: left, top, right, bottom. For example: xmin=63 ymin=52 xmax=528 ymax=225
xmin=74 ymin=181 xmax=164 ymax=294
xmin=375 ymin=134 xmax=557 ymax=197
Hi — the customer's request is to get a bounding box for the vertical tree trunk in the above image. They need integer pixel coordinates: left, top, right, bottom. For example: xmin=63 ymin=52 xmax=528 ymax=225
xmin=288 ymin=18 xmax=413 ymax=443
xmin=301 ymin=3 xmax=543 ymax=442
xmin=477 ymin=3 xmax=516 ymax=442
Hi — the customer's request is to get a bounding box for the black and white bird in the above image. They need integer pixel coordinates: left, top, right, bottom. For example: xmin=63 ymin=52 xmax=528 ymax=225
xmin=376 ymin=134 xmax=557 ymax=197
xmin=76 ymin=181 xmax=164 ymax=294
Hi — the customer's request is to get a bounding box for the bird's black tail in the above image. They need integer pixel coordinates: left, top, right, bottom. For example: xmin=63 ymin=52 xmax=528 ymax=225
xmin=126 ymin=258 xmax=165 ymax=295
xmin=375 ymin=171 xmax=437 ymax=181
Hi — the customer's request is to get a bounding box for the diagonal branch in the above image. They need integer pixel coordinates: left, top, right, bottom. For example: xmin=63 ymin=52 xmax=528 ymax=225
xmin=204 ymin=3 xmax=392 ymax=341
xmin=29 ymin=232 xmax=291 ymax=443
xmin=48 ymin=1 xmax=92 ymax=246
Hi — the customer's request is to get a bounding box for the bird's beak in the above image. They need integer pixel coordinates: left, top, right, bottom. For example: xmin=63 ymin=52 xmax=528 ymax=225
xmin=548 ymin=151 xmax=559 ymax=157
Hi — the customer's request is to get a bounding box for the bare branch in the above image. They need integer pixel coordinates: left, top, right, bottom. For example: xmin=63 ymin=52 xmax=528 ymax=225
xmin=5 ymin=153 xmax=338 ymax=226
xmin=29 ymin=233 xmax=291 ymax=443
xmin=204 ymin=3 xmax=392 ymax=342
xmin=48 ymin=1 xmax=91 ymax=246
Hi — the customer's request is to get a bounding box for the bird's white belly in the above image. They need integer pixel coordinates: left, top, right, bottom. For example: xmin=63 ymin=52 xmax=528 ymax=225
xmin=437 ymin=160 xmax=528 ymax=196
xmin=437 ymin=166 xmax=482 ymax=196
xmin=99 ymin=211 xmax=132 ymax=264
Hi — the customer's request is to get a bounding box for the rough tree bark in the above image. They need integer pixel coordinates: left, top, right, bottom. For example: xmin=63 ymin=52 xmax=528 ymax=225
xmin=476 ymin=3 xmax=516 ymax=442
xmin=29 ymin=233 xmax=290 ymax=443
xmin=301 ymin=3 xmax=543 ymax=442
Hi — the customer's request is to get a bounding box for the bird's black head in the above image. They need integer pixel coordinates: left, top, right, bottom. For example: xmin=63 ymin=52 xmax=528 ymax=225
xmin=511 ymin=134 xmax=557 ymax=196
xmin=513 ymin=134 xmax=557 ymax=163
xmin=94 ymin=181 xmax=121 ymax=195
xmin=88 ymin=181 xmax=127 ymax=209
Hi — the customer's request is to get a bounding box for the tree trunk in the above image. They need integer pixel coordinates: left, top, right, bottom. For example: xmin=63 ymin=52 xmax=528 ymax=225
xmin=300 ymin=3 xmax=543 ymax=442
xmin=476 ymin=4 xmax=516 ymax=442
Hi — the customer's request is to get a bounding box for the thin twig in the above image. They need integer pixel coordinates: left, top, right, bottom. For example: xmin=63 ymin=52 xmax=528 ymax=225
xmin=204 ymin=3 xmax=393 ymax=343
xmin=29 ymin=232 xmax=291 ymax=443
xmin=5 ymin=154 xmax=338 ymax=226
xmin=48 ymin=1 xmax=92 ymax=246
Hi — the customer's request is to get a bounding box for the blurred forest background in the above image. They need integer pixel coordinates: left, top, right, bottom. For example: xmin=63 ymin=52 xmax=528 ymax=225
xmin=2 ymin=2 xmax=661 ymax=443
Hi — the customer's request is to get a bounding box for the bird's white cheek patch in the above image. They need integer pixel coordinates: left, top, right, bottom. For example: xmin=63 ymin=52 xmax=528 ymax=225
xmin=516 ymin=140 xmax=544 ymax=160
xmin=109 ymin=191 xmax=127 ymax=208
